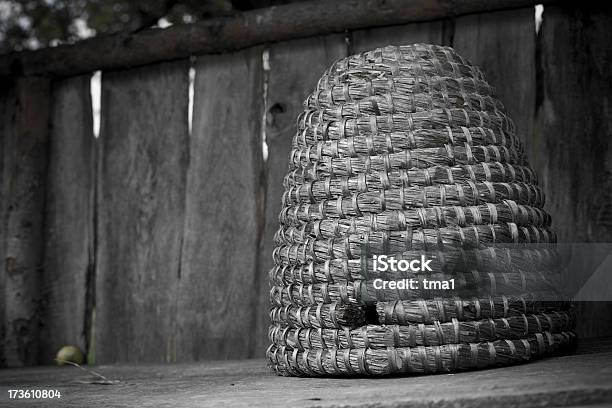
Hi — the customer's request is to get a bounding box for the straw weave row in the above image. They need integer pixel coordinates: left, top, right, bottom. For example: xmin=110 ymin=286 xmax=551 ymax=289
xmin=275 ymin=204 xmax=552 ymax=242
xmin=289 ymin=145 xmax=525 ymax=178
xmin=270 ymin=303 xmax=366 ymax=329
xmin=295 ymin=109 xmax=515 ymax=143
xmin=272 ymin=225 xmax=556 ymax=266
xmin=284 ymin=164 xmax=537 ymax=199
xmin=270 ymin=278 xmax=562 ymax=307
xmin=377 ymin=296 xmax=571 ymax=324
xmin=279 ymin=186 xmax=546 ymax=225
xmin=290 ymin=127 xmax=523 ymax=160
xmin=269 ymin=295 xmax=570 ymax=329
xmin=268 ymin=331 xmax=575 ymax=376
xmin=307 ymin=92 xmax=505 ymax=120
xmin=271 ymin=268 xmax=559 ymax=295
xmin=270 ymin=310 xmax=574 ymax=349
xmin=307 ymin=77 xmax=496 ymax=108
xmin=270 ymin=249 xmax=561 ymax=285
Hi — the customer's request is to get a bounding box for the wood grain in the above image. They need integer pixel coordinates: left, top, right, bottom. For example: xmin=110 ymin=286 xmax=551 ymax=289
xmin=351 ymin=20 xmax=445 ymax=51
xmin=453 ymin=8 xmax=536 ymax=150
xmin=535 ymin=7 xmax=612 ymax=338
xmin=2 ymin=78 xmax=50 ymax=366
xmin=257 ymin=35 xmax=348 ymax=356
xmin=535 ymin=6 xmax=612 ymax=243
xmin=95 ymin=61 xmax=189 ymax=363
xmin=177 ymin=48 xmax=264 ymax=361
xmin=38 ymin=76 xmax=94 ymax=364
xmin=0 ymin=339 xmax=611 ymax=408
xmin=0 ymin=83 xmax=16 ymax=367
xmin=0 ymin=0 xmax=554 ymax=79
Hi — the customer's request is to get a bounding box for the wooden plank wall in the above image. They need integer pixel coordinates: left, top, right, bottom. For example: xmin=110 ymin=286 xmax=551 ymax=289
xmin=0 ymin=83 xmax=14 ymax=367
xmin=39 ymin=76 xmax=94 ymax=364
xmin=536 ymin=7 xmax=612 ymax=244
xmin=95 ymin=61 xmax=189 ymax=363
xmin=177 ymin=48 xmax=263 ymax=361
xmin=451 ymin=6 xmax=612 ymax=339
xmin=2 ymin=5 xmax=612 ymax=366
xmin=351 ymin=20 xmax=447 ymax=50
xmin=1 ymin=79 xmax=50 ymax=367
xmin=535 ymin=6 xmax=612 ymax=338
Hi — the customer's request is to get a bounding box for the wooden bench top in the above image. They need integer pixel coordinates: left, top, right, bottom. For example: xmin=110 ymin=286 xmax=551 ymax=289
xmin=1 ymin=338 xmax=611 ymax=408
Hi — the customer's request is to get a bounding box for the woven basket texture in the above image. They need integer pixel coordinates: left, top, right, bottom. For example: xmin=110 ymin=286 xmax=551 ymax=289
xmin=266 ymin=44 xmax=575 ymax=377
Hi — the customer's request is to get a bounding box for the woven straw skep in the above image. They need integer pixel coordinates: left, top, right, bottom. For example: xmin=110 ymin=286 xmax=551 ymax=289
xmin=266 ymin=43 xmax=575 ymax=377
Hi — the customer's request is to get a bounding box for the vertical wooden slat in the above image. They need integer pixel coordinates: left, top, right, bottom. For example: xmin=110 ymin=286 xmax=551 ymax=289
xmin=535 ymin=7 xmax=612 ymax=242
xmin=0 ymin=83 xmax=15 ymax=367
xmin=96 ymin=61 xmax=189 ymax=363
xmin=257 ymin=35 xmax=348 ymax=356
xmin=536 ymin=7 xmax=612 ymax=338
xmin=351 ymin=21 xmax=445 ymax=52
xmin=453 ymin=8 xmax=536 ymax=151
xmin=38 ymin=76 xmax=94 ymax=364
xmin=3 ymin=78 xmax=50 ymax=366
xmin=177 ymin=48 xmax=264 ymax=361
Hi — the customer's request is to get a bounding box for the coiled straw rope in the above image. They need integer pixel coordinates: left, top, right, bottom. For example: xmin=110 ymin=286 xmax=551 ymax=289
xmin=268 ymin=331 xmax=575 ymax=376
xmin=266 ymin=44 xmax=575 ymax=377
xmin=270 ymin=311 xmax=574 ymax=349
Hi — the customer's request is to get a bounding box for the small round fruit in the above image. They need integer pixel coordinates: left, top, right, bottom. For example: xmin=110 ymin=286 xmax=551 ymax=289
xmin=56 ymin=346 xmax=84 ymax=365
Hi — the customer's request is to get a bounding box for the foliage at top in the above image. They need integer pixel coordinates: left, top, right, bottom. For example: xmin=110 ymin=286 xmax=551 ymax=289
xmin=0 ymin=0 xmax=302 ymax=53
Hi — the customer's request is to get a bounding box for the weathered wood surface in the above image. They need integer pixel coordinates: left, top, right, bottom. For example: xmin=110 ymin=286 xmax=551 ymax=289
xmin=177 ymin=48 xmax=263 ymax=361
xmin=453 ymin=8 xmax=536 ymax=150
xmin=351 ymin=20 xmax=445 ymax=51
xmin=535 ymin=7 xmax=612 ymax=243
xmin=257 ymin=35 xmax=348 ymax=356
xmin=0 ymin=338 xmax=611 ymax=408
xmin=95 ymin=61 xmax=189 ymax=363
xmin=535 ymin=7 xmax=612 ymax=339
xmin=0 ymin=83 xmax=16 ymax=368
xmin=1 ymin=78 xmax=50 ymax=367
xmin=0 ymin=0 xmax=556 ymax=79
xmin=39 ymin=76 xmax=94 ymax=365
